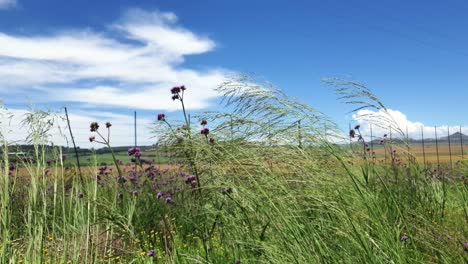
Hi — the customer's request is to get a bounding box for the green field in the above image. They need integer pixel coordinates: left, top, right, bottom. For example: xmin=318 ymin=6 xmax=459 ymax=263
xmin=1 ymin=81 xmax=467 ymax=263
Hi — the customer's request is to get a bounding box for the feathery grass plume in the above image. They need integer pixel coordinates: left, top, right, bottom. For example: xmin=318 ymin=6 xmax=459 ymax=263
xmin=323 ymin=78 xmax=400 ymax=130
xmin=202 ymin=74 xmax=339 ymax=145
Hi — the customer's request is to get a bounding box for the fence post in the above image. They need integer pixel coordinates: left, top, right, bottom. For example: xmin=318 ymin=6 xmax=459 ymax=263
xmin=370 ymin=124 xmax=374 ymax=156
xmin=435 ymin=126 xmax=440 ymax=168
xmin=460 ymin=125 xmax=464 ymax=160
xmin=421 ymin=126 xmax=426 ymax=167
xmin=134 ymin=111 xmax=137 ymax=147
xmin=447 ymin=126 xmax=453 ymax=170
xmin=297 ymin=119 xmax=302 ymax=149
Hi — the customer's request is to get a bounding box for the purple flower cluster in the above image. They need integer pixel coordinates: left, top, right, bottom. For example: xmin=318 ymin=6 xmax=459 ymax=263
xmin=147 ymin=249 xmax=155 ymax=257
xmin=201 ymin=128 xmax=210 ymax=135
xmin=90 ymin=122 xmax=99 ymax=132
xmin=171 ymin=85 xmax=186 ymax=100
xmin=157 ymin=113 xmax=165 ymax=121
xmin=128 ymin=147 xmax=141 ymax=157
xmin=185 ymin=175 xmax=197 ymax=188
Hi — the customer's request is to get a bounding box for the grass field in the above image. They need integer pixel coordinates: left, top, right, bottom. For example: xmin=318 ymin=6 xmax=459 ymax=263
xmin=1 ymin=81 xmax=467 ymax=263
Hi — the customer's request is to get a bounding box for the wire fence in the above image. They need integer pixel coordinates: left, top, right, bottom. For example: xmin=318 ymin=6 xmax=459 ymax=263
xmin=1 ymin=107 xmax=467 ymax=170
xmin=351 ymin=123 xmax=468 ymax=169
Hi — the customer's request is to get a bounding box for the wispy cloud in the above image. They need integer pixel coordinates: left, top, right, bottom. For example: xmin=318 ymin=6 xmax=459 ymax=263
xmin=0 ymin=9 xmax=227 ymax=110
xmin=0 ymin=0 xmax=16 ymax=10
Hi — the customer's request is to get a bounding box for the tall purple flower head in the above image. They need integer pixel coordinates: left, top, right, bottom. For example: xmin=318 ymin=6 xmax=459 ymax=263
xmin=128 ymin=147 xmax=141 ymax=156
xmin=400 ymin=235 xmax=408 ymax=242
xmin=147 ymin=249 xmax=155 ymax=257
xmin=200 ymin=119 xmax=208 ymax=126
xmin=354 ymin=125 xmax=360 ymax=130
xmin=172 ymin=94 xmax=180 ymax=101
xmin=156 ymin=191 xmax=165 ymax=199
xmin=165 ymin=196 xmax=173 ymax=204
xmin=157 ymin=113 xmax=165 ymax=121
xmin=209 ymin=137 xmax=215 ymax=143
xmin=90 ymin=122 xmax=99 ymax=132
xmin=105 ymin=122 xmax=112 ymax=128
xmin=180 ymin=85 xmax=186 ymax=91
xmin=171 ymin=86 xmax=181 ymax=94
xmin=89 ymin=136 xmax=96 ymax=142
xmin=185 ymin=175 xmax=196 ymax=183
xmin=201 ymin=128 xmax=210 ymax=135
xmin=349 ymin=129 xmax=356 ymax=138
xmin=190 ymin=180 xmax=197 ymax=188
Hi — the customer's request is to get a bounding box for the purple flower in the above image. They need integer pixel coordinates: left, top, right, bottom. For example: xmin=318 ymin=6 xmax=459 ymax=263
xmin=349 ymin=129 xmax=355 ymax=138
xmin=165 ymin=197 xmax=173 ymax=204
xmin=185 ymin=175 xmax=196 ymax=183
xmin=209 ymin=137 xmax=215 ymax=143
xmin=190 ymin=180 xmax=197 ymax=187
xmin=128 ymin=147 xmax=141 ymax=156
xmin=200 ymin=119 xmax=208 ymax=126
xmin=201 ymin=128 xmax=210 ymax=135
xmin=105 ymin=122 xmax=112 ymax=128
xmin=156 ymin=191 xmax=165 ymax=199
xmin=400 ymin=235 xmax=408 ymax=242
xmin=147 ymin=249 xmax=155 ymax=257
xmin=90 ymin=122 xmax=99 ymax=132
xmin=157 ymin=113 xmax=165 ymax=121
xmin=171 ymin=86 xmax=181 ymax=94
xmin=180 ymin=85 xmax=186 ymax=91
xmin=354 ymin=125 xmax=360 ymax=130
xmin=130 ymin=190 xmax=138 ymax=196
xmin=89 ymin=136 xmax=96 ymax=142
xmin=78 ymin=193 xmax=84 ymax=199
xmin=172 ymin=94 xmax=179 ymax=101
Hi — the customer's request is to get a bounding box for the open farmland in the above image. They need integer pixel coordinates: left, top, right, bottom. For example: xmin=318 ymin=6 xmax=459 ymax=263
xmin=1 ymin=81 xmax=467 ymax=264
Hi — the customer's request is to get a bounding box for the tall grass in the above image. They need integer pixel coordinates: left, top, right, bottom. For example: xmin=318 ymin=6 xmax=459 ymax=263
xmin=0 ymin=78 xmax=466 ymax=263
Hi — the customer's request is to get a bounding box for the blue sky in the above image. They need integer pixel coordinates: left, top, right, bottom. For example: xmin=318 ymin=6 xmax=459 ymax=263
xmin=0 ymin=0 xmax=467 ymax=146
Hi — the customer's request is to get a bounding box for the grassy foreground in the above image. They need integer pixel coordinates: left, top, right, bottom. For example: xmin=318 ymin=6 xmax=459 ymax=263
xmin=0 ymin=79 xmax=467 ymax=263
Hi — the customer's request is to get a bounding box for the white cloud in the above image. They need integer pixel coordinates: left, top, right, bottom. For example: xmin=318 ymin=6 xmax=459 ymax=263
xmin=0 ymin=9 xmax=227 ymax=110
xmin=352 ymin=108 xmax=468 ymax=141
xmin=0 ymin=0 xmax=16 ymax=9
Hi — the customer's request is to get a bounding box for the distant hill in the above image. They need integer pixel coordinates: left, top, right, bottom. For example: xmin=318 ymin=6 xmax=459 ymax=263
xmin=370 ymin=132 xmax=468 ymax=145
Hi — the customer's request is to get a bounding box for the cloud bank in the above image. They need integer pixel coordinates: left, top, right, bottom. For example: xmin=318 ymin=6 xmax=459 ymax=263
xmin=352 ymin=108 xmax=468 ymax=141
xmin=0 ymin=8 xmax=226 ymax=110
